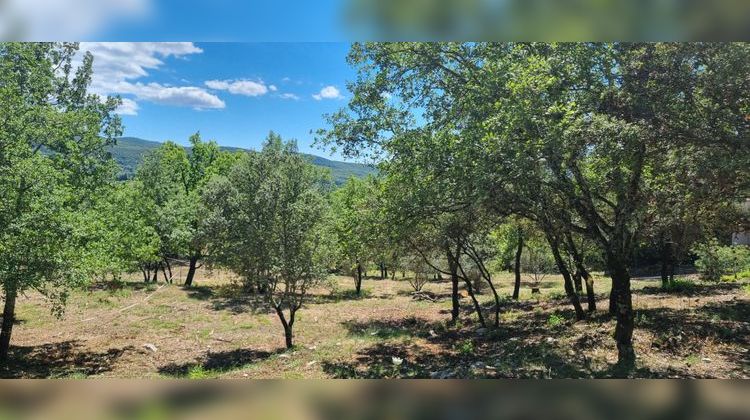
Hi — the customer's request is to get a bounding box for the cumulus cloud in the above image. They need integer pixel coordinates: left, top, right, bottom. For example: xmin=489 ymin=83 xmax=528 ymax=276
xmin=205 ymin=79 xmax=270 ymax=97
xmin=0 ymin=0 xmax=150 ymax=41
xmin=78 ymin=42 xmax=224 ymax=113
xmin=115 ymin=98 xmax=139 ymax=116
xmin=312 ymin=85 xmax=343 ymax=100
xmin=279 ymin=93 xmax=300 ymax=100
xmin=119 ymin=83 xmax=225 ymax=109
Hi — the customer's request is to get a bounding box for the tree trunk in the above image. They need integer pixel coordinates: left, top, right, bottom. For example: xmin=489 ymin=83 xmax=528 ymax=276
xmin=609 ymin=283 xmax=618 ymax=315
xmin=449 ymin=250 xmax=486 ymax=328
xmin=0 ymin=285 xmax=18 ymax=363
xmin=446 ymin=248 xmax=460 ymax=323
xmin=164 ymin=259 xmax=173 ymax=284
xmin=547 ymin=235 xmax=585 ymax=321
xmin=513 ymin=233 xmax=523 ymax=300
xmin=565 ymin=235 xmax=596 ymax=312
xmin=185 ymin=255 xmax=199 ymax=287
xmin=151 ymin=265 xmax=158 ymax=283
xmin=274 ymin=306 xmax=294 ymax=349
xmin=573 ymin=271 xmax=583 ymax=294
xmin=355 ymin=262 xmax=363 ymax=295
xmin=609 ymin=258 xmax=635 ymax=372
xmin=583 ymin=271 xmax=596 ymax=312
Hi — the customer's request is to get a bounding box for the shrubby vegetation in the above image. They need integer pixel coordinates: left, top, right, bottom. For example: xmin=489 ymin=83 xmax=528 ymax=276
xmin=693 ymin=240 xmax=750 ymax=282
xmin=1 ymin=42 xmax=748 ymax=375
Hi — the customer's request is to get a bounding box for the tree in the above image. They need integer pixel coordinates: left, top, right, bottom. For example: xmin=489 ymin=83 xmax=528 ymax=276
xmin=0 ymin=43 xmax=122 ymax=362
xmin=318 ymin=42 xmax=750 ymax=370
xmin=85 ymin=181 xmax=161 ymax=282
xmin=203 ymin=133 xmax=332 ymax=349
xmin=136 ymin=133 xmax=239 ymax=286
xmin=329 ymin=177 xmax=376 ymax=295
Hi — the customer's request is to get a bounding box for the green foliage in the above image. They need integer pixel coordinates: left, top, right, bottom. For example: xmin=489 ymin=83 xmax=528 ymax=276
xmin=693 ymin=240 xmax=750 ymax=282
xmin=0 ymin=42 xmax=122 ymax=342
xmin=84 ymin=181 xmax=161 ymax=280
xmin=458 ymin=339 xmax=475 ymax=356
xmin=660 ymin=277 xmax=696 ymax=293
xmin=134 ymin=132 xmax=241 ymax=279
xmin=547 ymin=314 xmax=564 ymax=327
xmin=202 ymin=132 xmax=334 ymax=347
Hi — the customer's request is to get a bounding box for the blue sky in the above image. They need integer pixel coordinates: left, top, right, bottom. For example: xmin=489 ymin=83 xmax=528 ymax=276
xmin=81 ymin=42 xmax=356 ymax=160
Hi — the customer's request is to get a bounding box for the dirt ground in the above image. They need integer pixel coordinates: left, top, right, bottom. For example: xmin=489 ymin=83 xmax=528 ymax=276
xmin=2 ymin=269 xmax=748 ymax=378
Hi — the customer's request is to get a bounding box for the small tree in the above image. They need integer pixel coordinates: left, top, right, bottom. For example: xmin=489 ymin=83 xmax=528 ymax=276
xmin=522 ymin=241 xmax=556 ymax=295
xmin=203 ymin=133 xmax=332 ymax=349
xmin=136 ymin=133 xmax=240 ymax=286
xmin=86 ymin=181 xmax=161 ymax=282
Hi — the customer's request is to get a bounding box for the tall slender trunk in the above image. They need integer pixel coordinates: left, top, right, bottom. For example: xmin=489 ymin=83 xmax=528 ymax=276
xmin=448 ymin=250 xmax=486 ymax=328
xmin=609 ymin=257 xmax=635 ymax=372
xmin=163 ymin=259 xmax=173 ymax=284
xmin=355 ymin=261 xmax=363 ymax=295
xmin=547 ymin=235 xmax=585 ymax=321
xmin=565 ymin=234 xmax=596 ymax=312
xmin=185 ymin=255 xmax=199 ymax=287
xmin=573 ymin=271 xmax=583 ymax=294
xmin=513 ymin=232 xmax=523 ymax=300
xmin=583 ymin=271 xmax=596 ymax=312
xmin=0 ymin=285 xmax=18 ymax=363
xmin=151 ymin=265 xmax=158 ymax=283
xmin=446 ymin=248 xmax=460 ymax=323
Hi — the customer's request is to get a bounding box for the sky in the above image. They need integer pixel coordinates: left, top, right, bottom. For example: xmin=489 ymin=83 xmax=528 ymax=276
xmin=80 ymin=42 xmax=356 ymax=159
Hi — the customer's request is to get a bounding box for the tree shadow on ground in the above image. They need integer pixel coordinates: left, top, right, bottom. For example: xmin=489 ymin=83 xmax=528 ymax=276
xmin=183 ymin=284 xmax=273 ymax=315
xmin=342 ymin=317 xmax=449 ymax=340
xmin=395 ymin=289 xmax=452 ymax=301
xmin=636 ymin=301 xmax=749 ymax=363
xmin=326 ymin=310 xmax=599 ymax=378
xmin=634 ymin=281 xmax=743 ymax=298
xmin=158 ymin=348 xmax=281 ymax=377
xmin=321 ymin=338 xmax=588 ymax=379
xmin=0 ymin=340 xmax=134 ymax=378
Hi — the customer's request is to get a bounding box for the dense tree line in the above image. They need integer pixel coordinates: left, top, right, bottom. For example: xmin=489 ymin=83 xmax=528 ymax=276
xmin=317 ymin=42 xmax=750 ymax=370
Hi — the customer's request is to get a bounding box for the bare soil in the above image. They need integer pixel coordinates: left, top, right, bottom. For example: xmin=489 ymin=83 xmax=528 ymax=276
xmin=2 ymin=269 xmax=748 ymax=378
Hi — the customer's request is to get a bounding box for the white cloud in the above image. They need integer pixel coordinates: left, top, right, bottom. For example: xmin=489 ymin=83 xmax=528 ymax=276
xmin=269 ymin=85 xmax=278 ymax=92
xmin=0 ymin=0 xmax=151 ymax=41
xmin=312 ymin=85 xmax=343 ymax=100
xmin=205 ymin=79 xmax=270 ymax=97
xmin=279 ymin=93 xmax=300 ymax=100
xmin=115 ymin=98 xmax=139 ymax=116
xmin=77 ymin=42 xmax=224 ymax=111
xmin=119 ymin=83 xmax=225 ymax=109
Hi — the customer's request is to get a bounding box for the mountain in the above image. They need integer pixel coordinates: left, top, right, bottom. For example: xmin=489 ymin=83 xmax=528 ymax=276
xmin=109 ymin=137 xmax=376 ymax=184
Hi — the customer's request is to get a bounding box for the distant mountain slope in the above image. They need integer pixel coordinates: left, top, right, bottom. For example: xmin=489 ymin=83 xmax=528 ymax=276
xmin=109 ymin=137 xmax=376 ymax=184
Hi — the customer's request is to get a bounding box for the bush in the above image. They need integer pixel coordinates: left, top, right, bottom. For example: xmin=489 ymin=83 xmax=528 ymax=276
xmin=693 ymin=240 xmax=750 ymax=282
xmin=661 ymin=277 xmax=696 ymax=293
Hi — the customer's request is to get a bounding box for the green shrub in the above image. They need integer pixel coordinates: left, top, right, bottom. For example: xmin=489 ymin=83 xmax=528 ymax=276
xmin=661 ymin=277 xmax=696 ymax=293
xmin=693 ymin=240 xmax=750 ymax=282
xmin=547 ymin=313 xmax=564 ymax=327
xmin=458 ymin=339 xmax=475 ymax=356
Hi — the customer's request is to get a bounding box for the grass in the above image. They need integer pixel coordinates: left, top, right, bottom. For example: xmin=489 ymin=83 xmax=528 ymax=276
xmin=4 ymin=268 xmax=750 ymax=379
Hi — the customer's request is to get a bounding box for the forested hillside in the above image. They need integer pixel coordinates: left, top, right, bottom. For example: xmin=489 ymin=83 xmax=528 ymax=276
xmin=109 ymin=137 xmax=376 ymax=183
